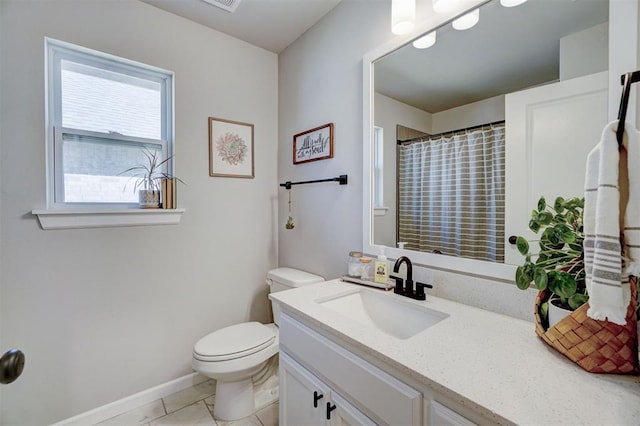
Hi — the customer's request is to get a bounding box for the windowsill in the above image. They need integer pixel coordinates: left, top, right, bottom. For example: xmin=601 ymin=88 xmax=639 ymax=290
xmin=374 ymin=206 xmax=389 ymax=216
xmin=32 ymin=208 xmax=185 ymax=230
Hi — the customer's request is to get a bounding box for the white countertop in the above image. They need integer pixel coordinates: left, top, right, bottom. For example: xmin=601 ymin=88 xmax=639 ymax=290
xmin=270 ymin=279 xmax=640 ymax=425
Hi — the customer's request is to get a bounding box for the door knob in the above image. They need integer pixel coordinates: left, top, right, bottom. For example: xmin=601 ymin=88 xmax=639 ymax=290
xmin=0 ymin=349 xmax=25 ymax=384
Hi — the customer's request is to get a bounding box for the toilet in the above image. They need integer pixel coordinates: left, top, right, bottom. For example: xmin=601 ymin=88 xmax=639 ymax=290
xmin=192 ymin=267 xmax=324 ymax=421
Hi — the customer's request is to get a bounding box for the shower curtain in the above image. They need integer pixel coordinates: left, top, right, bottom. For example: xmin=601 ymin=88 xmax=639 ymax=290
xmin=397 ymin=123 xmax=505 ymax=262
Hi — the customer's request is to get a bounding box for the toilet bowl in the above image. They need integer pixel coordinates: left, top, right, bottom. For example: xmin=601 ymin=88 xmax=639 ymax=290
xmin=192 ymin=268 xmax=324 ymax=421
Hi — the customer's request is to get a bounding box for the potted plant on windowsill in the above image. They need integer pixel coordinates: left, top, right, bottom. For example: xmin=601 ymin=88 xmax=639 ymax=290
xmin=121 ymin=148 xmax=183 ymax=209
xmin=514 ymin=196 xmax=588 ymax=329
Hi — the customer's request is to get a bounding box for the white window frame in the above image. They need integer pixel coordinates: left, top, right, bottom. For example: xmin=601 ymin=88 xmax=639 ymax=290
xmin=45 ymin=37 xmax=174 ymax=210
xmin=373 ymin=126 xmax=388 ymax=216
xmin=33 ymin=38 xmax=183 ymax=229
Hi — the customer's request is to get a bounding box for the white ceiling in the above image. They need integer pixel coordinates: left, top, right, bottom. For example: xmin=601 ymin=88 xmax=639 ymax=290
xmin=141 ymin=0 xmax=343 ymax=53
xmin=375 ymin=0 xmax=609 ymax=113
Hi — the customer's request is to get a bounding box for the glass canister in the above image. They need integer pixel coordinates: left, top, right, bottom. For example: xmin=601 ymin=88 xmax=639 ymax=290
xmin=348 ymin=251 xmax=363 ymax=277
xmin=360 ymin=256 xmax=373 ymax=281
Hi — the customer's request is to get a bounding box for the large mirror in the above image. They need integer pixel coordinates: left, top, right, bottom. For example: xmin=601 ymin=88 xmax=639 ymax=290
xmin=366 ymin=0 xmax=609 ymax=276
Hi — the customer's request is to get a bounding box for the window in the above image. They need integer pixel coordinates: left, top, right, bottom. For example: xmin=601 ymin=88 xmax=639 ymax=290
xmin=45 ymin=38 xmax=174 ymax=209
xmin=373 ymin=126 xmax=387 ymax=215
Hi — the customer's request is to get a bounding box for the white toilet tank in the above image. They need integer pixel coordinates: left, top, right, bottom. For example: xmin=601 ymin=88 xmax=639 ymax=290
xmin=267 ymin=267 xmax=324 ymax=324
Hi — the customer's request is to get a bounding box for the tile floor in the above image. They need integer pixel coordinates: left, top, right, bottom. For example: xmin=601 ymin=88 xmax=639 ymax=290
xmin=93 ymin=379 xmax=279 ymax=426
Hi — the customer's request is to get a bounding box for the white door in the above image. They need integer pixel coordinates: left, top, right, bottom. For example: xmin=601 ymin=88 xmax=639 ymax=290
xmin=279 ymin=352 xmax=330 ymax=425
xmin=504 ymin=71 xmax=609 ymax=265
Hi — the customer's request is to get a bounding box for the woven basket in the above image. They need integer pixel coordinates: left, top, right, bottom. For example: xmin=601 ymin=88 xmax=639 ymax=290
xmin=534 ymin=275 xmax=639 ymax=374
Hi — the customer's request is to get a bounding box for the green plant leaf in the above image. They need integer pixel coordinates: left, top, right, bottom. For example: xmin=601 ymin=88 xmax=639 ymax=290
xmin=568 ymin=293 xmax=589 ymax=310
xmin=528 ymin=219 xmax=540 ymax=233
xmin=541 ymin=227 xmax=563 ymax=248
xmin=537 ymin=196 xmax=546 ymax=212
xmin=548 ymin=271 xmax=577 ymax=299
xmin=533 ymin=267 xmax=548 ymax=291
xmin=536 ymin=211 xmax=553 ymax=225
xmin=516 ymin=236 xmax=529 ymax=255
xmin=566 ymin=211 xmax=575 ymax=225
xmin=554 ymin=223 xmax=576 ymax=243
xmin=515 ymin=266 xmax=532 ymax=290
xmin=565 ymin=197 xmax=582 ymax=210
xmin=554 ymin=196 xmax=565 ymax=212
xmin=540 ymin=301 xmax=549 ymax=321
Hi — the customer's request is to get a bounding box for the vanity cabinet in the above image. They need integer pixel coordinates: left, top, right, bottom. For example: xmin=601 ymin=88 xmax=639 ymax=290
xmin=279 ymin=312 xmax=422 ymax=425
xmin=280 ymin=352 xmax=375 ymax=425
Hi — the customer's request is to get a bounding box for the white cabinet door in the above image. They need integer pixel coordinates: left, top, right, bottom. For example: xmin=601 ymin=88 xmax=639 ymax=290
xmin=280 ymin=352 xmax=376 ymax=426
xmin=504 ymin=71 xmax=608 ymax=264
xmin=329 ymin=392 xmax=376 ymax=426
xmin=280 ymin=352 xmax=330 ymax=425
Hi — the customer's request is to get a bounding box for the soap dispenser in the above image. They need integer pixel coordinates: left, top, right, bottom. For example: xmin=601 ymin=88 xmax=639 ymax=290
xmin=374 ymin=248 xmax=389 ymax=284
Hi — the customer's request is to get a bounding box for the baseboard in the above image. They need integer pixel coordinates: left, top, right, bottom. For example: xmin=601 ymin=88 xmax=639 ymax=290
xmin=51 ymin=372 xmax=209 ymax=426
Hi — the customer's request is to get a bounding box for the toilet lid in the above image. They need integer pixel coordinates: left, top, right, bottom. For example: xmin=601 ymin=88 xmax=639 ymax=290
xmin=193 ymin=322 xmax=276 ymax=362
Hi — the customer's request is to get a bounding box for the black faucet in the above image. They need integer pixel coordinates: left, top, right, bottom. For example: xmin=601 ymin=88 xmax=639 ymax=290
xmin=390 ymin=256 xmax=432 ymax=300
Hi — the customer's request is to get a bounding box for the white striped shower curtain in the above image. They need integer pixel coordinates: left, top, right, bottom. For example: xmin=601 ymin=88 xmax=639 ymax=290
xmin=397 ymin=123 xmax=505 ymax=262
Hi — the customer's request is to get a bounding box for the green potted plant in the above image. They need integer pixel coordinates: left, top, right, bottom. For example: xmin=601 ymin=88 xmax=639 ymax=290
xmin=514 ymin=196 xmax=588 ymax=328
xmin=121 ymin=148 xmax=183 ymax=208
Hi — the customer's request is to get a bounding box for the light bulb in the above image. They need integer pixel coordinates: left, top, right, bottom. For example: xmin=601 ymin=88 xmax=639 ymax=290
xmin=452 ymin=9 xmax=479 ymax=30
xmin=392 ymin=0 xmax=416 ymax=35
xmin=413 ymin=31 xmax=437 ymax=49
xmin=432 ymin=0 xmax=459 ymax=14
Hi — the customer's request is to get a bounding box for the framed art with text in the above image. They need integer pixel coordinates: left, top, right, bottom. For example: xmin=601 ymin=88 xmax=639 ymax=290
xmin=293 ymin=123 xmax=334 ymax=165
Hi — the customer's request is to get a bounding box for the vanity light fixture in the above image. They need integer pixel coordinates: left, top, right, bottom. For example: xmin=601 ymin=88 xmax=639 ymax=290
xmin=392 ymin=0 xmax=416 ymax=35
xmin=500 ymin=0 xmax=527 ymax=7
xmin=413 ymin=31 xmax=437 ymax=49
xmin=432 ymin=0 xmax=459 ymax=14
xmin=452 ymin=8 xmax=479 ymax=30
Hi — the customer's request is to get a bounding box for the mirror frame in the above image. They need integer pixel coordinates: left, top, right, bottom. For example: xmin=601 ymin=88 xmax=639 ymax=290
xmin=363 ymin=0 xmax=637 ymax=283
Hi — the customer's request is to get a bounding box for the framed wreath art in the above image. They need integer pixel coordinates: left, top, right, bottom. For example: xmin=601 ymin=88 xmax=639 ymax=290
xmin=209 ymin=117 xmax=254 ymax=178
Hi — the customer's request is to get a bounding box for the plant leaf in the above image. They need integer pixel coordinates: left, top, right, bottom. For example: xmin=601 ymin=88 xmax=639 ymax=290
xmin=536 ymin=211 xmax=553 ymax=225
xmin=554 ymin=223 xmax=576 ymax=243
xmin=554 ymin=196 xmax=565 ymax=212
xmin=568 ymin=293 xmax=589 ymax=310
xmin=515 ymin=266 xmax=532 ymax=290
xmin=548 ymin=271 xmax=577 ymax=299
xmin=533 ymin=267 xmax=548 ymax=291
xmin=540 ymin=301 xmax=549 ymax=321
xmin=528 ymin=219 xmax=540 ymax=233
xmin=516 ymin=236 xmax=529 ymax=255
xmin=537 ymin=196 xmax=546 ymax=212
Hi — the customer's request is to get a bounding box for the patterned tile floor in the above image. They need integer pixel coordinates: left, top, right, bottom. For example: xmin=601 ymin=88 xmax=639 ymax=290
xmin=93 ymin=380 xmax=278 ymax=426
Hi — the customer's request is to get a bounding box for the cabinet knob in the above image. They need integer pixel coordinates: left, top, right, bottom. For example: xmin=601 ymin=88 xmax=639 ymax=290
xmin=326 ymin=402 xmax=337 ymax=420
xmin=313 ymin=391 xmax=324 ymax=408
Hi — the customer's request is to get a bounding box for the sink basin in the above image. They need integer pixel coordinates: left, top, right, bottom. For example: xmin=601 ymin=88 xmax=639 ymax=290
xmin=316 ymin=288 xmax=448 ymax=339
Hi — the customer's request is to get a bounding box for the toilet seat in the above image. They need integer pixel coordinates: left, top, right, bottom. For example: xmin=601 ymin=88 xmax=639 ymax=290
xmin=193 ymin=322 xmax=276 ymax=362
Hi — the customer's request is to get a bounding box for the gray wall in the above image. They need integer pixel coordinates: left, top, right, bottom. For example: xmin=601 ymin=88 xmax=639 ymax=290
xmin=0 ymin=1 xmax=278 ymax=424
xmin=278 ymin=0 xmax=390 ymax=279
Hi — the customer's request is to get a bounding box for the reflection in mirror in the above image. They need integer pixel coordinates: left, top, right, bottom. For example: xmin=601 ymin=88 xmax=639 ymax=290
xmin=371 ymin=0 xmax=609 ymax=265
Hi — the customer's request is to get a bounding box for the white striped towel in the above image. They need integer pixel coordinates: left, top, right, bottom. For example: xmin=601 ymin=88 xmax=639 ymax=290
xmin=583 ymin=120 xmax=639 ymax=325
